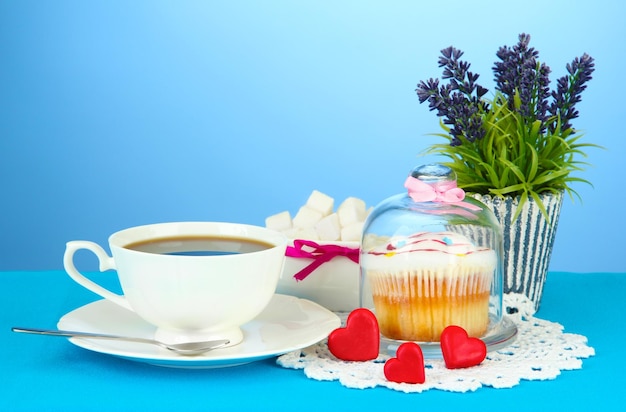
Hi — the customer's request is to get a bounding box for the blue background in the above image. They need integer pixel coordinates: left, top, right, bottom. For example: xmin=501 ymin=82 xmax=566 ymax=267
xmin=1 ymin=0 xmax=624 ymax=273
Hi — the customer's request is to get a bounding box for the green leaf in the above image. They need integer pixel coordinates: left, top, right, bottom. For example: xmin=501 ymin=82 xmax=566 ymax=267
xmin=512 ymin=191 xmax=529 ymax=221
xmin=529 ymin=190 xmax=550 ymax=222
xmin=526 ymin=142 xmax=539 ymax=182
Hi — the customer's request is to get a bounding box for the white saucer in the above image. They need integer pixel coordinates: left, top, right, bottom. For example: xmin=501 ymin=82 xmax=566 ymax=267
xmin=57 ymin=294 xmax=341 ymax=368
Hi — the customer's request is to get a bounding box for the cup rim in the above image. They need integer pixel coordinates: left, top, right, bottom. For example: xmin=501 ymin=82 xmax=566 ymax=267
xmin=108 ymin=221 xmax=288 ymax=257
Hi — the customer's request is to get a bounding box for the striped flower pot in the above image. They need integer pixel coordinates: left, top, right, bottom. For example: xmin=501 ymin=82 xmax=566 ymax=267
xmin=470 ymin=191 xmax=563 ymax=312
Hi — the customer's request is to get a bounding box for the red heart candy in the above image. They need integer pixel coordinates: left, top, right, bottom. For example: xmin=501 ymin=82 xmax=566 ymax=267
xmin=440 ymin=325 xmax=487 ymax=369
xmin=384 ymin=342 xmax=426 ymax=384
xmin=327 ymin=308 xmax=379 ymax=361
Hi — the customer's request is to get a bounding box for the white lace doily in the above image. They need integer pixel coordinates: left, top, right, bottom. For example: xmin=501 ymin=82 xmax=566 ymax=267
xmin=276 ymin=293 xmax=595 ymax=393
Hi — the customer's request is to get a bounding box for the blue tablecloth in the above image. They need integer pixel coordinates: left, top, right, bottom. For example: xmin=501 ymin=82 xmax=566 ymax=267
xmin=1 ymin=270 xmax=622 ymax=411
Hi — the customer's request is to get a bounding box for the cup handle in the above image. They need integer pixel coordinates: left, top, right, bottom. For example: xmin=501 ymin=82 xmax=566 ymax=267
xmin=63 ymin=241 xmax=132 ymax=311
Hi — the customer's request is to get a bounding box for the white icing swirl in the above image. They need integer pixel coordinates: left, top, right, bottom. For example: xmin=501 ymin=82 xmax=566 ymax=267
xmin=361 ymin=231 xmax=496 ymax=274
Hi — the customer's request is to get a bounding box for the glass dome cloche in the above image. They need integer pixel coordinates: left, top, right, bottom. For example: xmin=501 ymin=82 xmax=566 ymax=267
xmin=359 ymin=164 xmax=517 ymax=358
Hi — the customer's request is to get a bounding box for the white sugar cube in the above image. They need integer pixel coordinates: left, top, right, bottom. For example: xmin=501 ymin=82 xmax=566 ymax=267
xmin=337 ymin=197 xmax=367 ymax=227
xmin=305 ymin=190 xmax=334 ymax=216
xmin=293 ymin=227 xmax=320 ymax=241
xmin=293 ymin=205 xmax=323 ymax=229
xmin=341 ymin=221 xmax=364 ymax=241
xmin=314 ymin=213 xmax=341 ymax=241
xmin=265 ymin=211 xmax=292 ymax=232
xmin=282 ymin=227 xmax=298 ymax=239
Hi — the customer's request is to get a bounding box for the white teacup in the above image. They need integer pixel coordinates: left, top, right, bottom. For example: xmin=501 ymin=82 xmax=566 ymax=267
xmin=63 ymin=222 xmax=287 ymax=346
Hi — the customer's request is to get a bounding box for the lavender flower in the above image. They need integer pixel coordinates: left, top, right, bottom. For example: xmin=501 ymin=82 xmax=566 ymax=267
xmin=549 ymin=53 xmax=595 ymax=133
xmin=417 ymin=34 xmax=594 ymax=147
xmin=493 ymin=33 xmax=551 ymax=125
xmin=416 ymin=46 xmax=488 ymax=145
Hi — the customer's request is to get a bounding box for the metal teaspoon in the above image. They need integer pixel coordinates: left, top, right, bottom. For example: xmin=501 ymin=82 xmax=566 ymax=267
xmin=12 ymin=326 xmax=230 ymax=356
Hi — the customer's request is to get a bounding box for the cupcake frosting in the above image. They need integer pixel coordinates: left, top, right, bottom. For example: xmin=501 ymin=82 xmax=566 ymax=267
xmin=361 ymin=231 xmax=496 ymax=273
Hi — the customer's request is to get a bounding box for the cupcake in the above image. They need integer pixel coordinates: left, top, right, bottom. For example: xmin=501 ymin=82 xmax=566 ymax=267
xmin=360 ymin=231 xmax=495 ymax=342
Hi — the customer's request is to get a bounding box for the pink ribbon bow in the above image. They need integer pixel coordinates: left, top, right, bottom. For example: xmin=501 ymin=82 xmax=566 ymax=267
xmin=285 ymin=239 xmax=360 ymax=281
xmin=404 ymin=176 xmax=482 ymax=211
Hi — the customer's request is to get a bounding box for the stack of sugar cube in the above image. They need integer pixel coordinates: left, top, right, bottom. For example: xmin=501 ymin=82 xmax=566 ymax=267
xmin=265 ymin=190 xmax=370 ymax=242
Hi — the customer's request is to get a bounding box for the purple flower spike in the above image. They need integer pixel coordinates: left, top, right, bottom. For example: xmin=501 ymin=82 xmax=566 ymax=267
xmin=493 ymin=33 xmax=552 ymax=126
xmin=549 ymin=53 xmax=595 ymax=133
xmin=415 ymin=46 xmax=488 ymax=144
